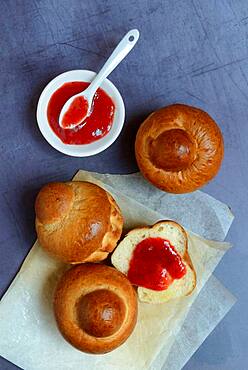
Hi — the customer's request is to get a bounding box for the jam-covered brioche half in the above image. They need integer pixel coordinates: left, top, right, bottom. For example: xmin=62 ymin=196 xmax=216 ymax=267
xmin=111 ymin=221 xmax=196 ymax=304
xmin=54 ymin=264 xmax=138 ymax=354
xmin=135 ymin=104 xmax=224 ymax=193
xmin=35 ymin=181 xmax=123 ymax=264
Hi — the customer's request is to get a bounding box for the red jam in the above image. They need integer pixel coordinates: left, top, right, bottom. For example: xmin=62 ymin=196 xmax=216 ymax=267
xmin=61 ymin=95 xmax=88 ymax=129
xmin=47 ymin=82 xmax=115 ymax=144
xmin=127 ymin=237 xmax=187 ymax=291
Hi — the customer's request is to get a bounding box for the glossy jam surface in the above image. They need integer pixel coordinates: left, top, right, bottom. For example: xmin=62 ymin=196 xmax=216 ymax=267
xmin=47 ymin=82 xmax=115 ymax=145
xmin=127 ymin=237 xmax=187 ymax=291
xmin=61 ymin=95 xmax=88 ymax=129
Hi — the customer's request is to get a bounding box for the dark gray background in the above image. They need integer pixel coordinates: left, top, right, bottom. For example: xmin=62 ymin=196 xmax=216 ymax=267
xmin=0 ymin=0 xmax=247 ymax=369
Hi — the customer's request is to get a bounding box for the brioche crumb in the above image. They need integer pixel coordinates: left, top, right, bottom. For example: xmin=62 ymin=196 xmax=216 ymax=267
xmin=111 ymin=221 xmax=196 ymax=304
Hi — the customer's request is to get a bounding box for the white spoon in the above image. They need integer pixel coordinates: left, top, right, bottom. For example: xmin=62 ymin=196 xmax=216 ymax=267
xmin=59 ymin=29 xmax=139 ymax=129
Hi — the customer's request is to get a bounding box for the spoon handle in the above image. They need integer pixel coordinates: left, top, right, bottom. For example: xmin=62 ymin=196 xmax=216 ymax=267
xmin=87 ymin=29 xmax=139 ymax=94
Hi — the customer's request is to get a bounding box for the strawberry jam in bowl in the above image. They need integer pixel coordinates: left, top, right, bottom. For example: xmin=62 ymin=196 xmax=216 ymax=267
xmin=37 ymin=70 xmax=125 ymax=157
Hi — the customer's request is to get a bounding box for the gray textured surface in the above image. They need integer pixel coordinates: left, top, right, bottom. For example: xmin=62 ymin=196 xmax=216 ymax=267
xmin=0 ymin=1 xmax=247 ymax=369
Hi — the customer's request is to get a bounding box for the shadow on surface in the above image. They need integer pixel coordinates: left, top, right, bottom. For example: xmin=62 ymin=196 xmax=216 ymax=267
xmin=20 ymin=187 xmax=39 ymax=243
xmin=119 ymin=110 xmax=151 ymax=171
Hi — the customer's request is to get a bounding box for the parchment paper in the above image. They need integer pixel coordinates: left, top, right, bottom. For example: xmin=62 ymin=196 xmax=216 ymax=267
xmin=78 ymin=172 xmax=234 ymax=241
xmin=0 ymin=171 xmax=236 ymax=370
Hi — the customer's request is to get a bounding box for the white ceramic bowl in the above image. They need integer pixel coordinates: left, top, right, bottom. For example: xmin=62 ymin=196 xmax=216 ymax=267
xmin=36 ymin=70 xmax=125 ymax=157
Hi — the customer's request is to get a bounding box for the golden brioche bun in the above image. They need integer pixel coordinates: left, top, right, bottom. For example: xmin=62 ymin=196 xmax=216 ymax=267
xmin=54 ymin=264 xmax=137 ymax=354
xmin=135 ymin=104 xmax=224 ymax=193
xmin=35 ymin=181 xmax=123 ymax=263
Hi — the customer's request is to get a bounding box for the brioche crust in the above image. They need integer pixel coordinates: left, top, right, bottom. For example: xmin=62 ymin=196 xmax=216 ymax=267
xmin=35 ymin=181 xmax=123 ymax=263
xmin=135 ymin=104 xmax=224 ymax=193
xmin=54 ymin=264 xmax=137 ymax=354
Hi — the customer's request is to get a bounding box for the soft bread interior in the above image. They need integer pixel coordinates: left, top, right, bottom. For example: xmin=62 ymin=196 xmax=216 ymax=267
xmin=138 ymin=262 xmax=195 ymax=304
xmin=111 ymin=221 xmax=196 ymax=304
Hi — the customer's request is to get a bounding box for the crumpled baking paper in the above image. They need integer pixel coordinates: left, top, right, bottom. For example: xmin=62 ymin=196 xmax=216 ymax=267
xmin=0 ymin=170 xmax=236 ymax=370
xmin=80 ymin=172 xmax=233 ymax=241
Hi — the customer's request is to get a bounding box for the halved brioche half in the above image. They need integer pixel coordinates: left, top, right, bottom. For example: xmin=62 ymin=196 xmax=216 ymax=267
xmin=111 ymin=221 xmax=196 ymax=304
